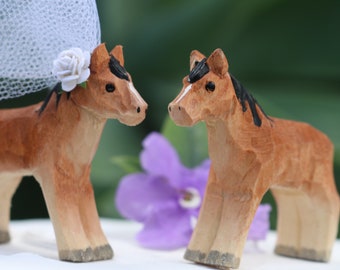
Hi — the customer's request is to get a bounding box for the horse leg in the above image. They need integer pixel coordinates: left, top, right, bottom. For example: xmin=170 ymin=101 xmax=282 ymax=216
xmin=185 ymin=165 xmax=265 ymax=269
xmin=271 ymin=188 xmax=301 ymax=257
xmin=296 ymin=187 xmax=339 ymax=261
xmin=36 ymin=168 xmax=97 ymax=262
xmin=298 ymin=164 xmax=340 ymax=262
xmin=205 ymin=190 xmax=262 ymax=269
xmin=0 ymin=174 xmax=22 ymax=243
xmin=184 ymin=168 xmax=223 ymax=264
xmin=188 ymin=159 xmax=263 ymax=269
xmin=78 ymin=177 xmax=113 ymax=260
xmin=273 ymin=179 xmax=340 ymax=261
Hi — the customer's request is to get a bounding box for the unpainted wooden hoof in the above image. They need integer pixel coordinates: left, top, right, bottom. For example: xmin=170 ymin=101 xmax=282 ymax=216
xmin=0 ymin=230 xmax=10 ymax=244
xmin=93 ymin=244 xmax=114 ymax=260
xmin=59 ymin=244 xmax=114 ymax=262
xmin=184 ymin=249 xmax=240 ymax=269
xmin=59 ymin=247 xmax=94 ymax=262
xmin=275 ymin=245 xmax=331 ymax=262
xmin=184 ymin=249 xmax=207 ymax=263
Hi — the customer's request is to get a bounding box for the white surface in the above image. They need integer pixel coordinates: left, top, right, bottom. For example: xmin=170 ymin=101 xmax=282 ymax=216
xmin=0 ymin=219 xmax=339 ymax=269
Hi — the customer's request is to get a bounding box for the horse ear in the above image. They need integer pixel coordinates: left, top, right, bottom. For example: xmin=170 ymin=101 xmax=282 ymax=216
xmin=207 ymin=48 xmax=229 ymax=77
xmin=90 ymin=43 xmax=110 ymax=72
xmin=110 ymin=45 xmax=125 ymax=66
xmin=190 ymin=50 xmax=206 ymax=71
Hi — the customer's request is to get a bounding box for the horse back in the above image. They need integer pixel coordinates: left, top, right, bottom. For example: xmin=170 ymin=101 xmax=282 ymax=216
xmin=270 ymin=117 xmax=334 ymax=187
xmin=0 ymin=103 xmax=43 ymax=172
xmin=272 ymin=118 xmax=333 ymax=157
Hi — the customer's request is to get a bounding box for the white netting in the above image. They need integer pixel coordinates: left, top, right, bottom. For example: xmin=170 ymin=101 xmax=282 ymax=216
xmin=0 ymin=0 xmax=101 ymax=100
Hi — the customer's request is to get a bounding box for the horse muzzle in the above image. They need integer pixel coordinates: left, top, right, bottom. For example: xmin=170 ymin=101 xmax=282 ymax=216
xmin=118 ymin=102 xmax=147 ymax=126
xmin=168 ymin=103 xmax=195 ymax=127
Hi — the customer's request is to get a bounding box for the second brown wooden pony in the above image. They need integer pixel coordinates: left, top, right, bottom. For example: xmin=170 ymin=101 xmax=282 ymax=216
xmin=0 ymin=43 xmax=147 ymax=262
xmin=169 ymin=48 xmax=339 ymax=269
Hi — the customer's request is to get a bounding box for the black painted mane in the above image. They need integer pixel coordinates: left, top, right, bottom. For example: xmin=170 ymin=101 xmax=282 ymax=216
xmin=38 ymin=55 xmax=130 ymax=116
xmin=187 ymin=57 xmax=270 ymax=127
xmin=37 ymin=82 xmax=69 ymax=115
xmin=188 ymin=58 xmax=209 ymax=83
xmin=230 ymin=74 xmax=270 ymax=127
xmin=109 ymin=55 xmax=129 ymax=81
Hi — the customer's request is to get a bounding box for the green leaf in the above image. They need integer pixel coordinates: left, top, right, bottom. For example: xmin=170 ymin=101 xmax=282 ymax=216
xmin=91 ymin=120 xmax=143 ymax=187
xmin=161 ymin=116 xmax=208 ymax=168
xmin=79 ymin=81 xmax=87 ymax=89
xmin=111 ymin=155 xmax=141 ymax=174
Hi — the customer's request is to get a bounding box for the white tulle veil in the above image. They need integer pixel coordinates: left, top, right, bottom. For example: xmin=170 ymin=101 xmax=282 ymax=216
xmin=0 ymin=0 xmax=101 ymax=100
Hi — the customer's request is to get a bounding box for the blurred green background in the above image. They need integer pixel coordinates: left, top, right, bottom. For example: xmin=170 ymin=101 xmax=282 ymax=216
xmin=1 ymin=0 xmax=339 ymax=236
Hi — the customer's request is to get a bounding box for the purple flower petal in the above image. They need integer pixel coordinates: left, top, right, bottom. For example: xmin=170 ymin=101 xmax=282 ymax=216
xmin=175 ymin=159 xmax=210 ymax=217
xmin=115 ymin=131 xmax=272 ymax=250
xmin=248 ymin=204 xmax=272 ymax=240
xmin=115 ymin=173 xmax=177 ymax=222
xmin=137 ymin=202 xmax=192 ymax=250
xmin=140 ymin=132 xmax=183 ymax=188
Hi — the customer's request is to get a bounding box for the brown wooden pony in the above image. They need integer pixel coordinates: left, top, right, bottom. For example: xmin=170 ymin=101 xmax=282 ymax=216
xmin=168 ymin=48 xmax=339 ymax=269
xmin=0 ymin=43 xmax=147 ymax=262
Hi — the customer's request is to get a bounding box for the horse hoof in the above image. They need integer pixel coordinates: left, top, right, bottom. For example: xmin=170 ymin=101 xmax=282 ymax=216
xmin=275 ymin=245 xmax=331 ymax=262
xmin=184 ymin=249 xmax=206 ymax=263
xmin=0 ymin=230 xmax=10 ymax=244
xmin=205 ymin=250 xmax=240 ymax=269
xmin=59 ymin=244 xmax=113 ymax=262
xmin=93 ymin=244 xmax=114 ymax=260
xmin=184 ymin=248 xmax=240 ymax=269
xmin=59 ymin=247 xmax=94 ymax=262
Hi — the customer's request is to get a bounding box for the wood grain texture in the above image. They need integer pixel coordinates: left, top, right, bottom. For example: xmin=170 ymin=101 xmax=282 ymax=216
xmin=0 ymin=43 xmax=147 ymax=262
xmin=169 ymin=48 xmax=340 ymax=269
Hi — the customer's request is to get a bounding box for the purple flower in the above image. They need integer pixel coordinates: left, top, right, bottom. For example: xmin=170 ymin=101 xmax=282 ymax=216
xmin=248 ymin=204 xmax=272 ymax=241
xmin=115 ymin=132 xmax=271 ymax=250
xmin=115 ymin=132 xmax=210 ymax=250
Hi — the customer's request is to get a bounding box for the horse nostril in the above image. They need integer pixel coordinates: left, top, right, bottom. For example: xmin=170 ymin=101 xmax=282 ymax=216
xmin=178 ymin=106 xmax=181 ymax=111
xmin=168 ymin=106 xmax=171 ymax=112
xmin=137 ymin=107 xmax=141 ymax=113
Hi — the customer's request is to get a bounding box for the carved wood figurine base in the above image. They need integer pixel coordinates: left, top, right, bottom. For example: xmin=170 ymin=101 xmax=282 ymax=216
xmin=0 ymin=43 xmax=147 ymax=262
xmin=168 ymin=48 xmax=340 ymax=269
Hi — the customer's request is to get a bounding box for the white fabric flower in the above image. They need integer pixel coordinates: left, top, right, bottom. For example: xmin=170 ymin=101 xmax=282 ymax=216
xmin=52 ymin=48 xmax=91 ymax=92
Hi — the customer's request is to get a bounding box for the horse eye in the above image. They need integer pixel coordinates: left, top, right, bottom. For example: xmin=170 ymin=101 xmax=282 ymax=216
xmin=105 ymin=83 xmax=115 ymax=92
xmin=205 ymin=81 xmax=215 ymax=91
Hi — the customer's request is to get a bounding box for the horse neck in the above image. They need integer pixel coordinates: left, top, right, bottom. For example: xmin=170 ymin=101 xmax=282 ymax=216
xmin=205 ymin=95 xmax=271 ymax=161
xmin=43 ymin=90 xmax=107 ymax=163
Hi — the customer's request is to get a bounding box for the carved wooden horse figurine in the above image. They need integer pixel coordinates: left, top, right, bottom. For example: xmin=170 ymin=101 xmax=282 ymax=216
xmin=0 ymin=43 xmax=147 ymax=262
xmin=168 ymin=48 xmax=339 ymax=269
